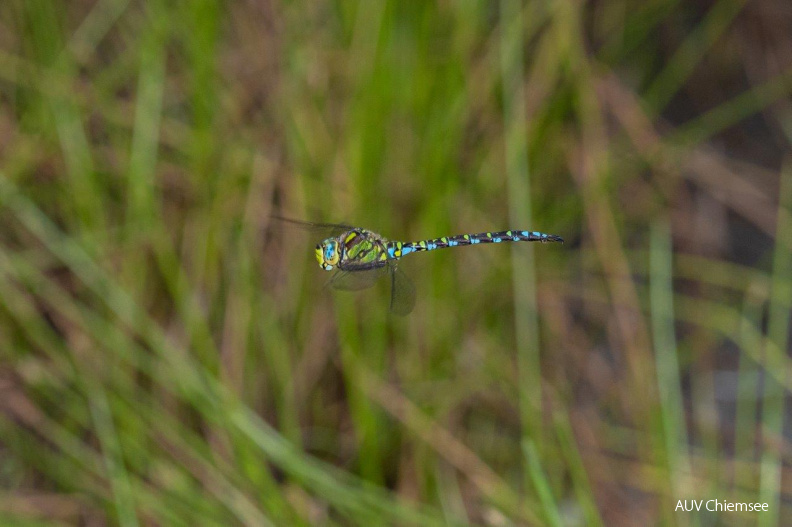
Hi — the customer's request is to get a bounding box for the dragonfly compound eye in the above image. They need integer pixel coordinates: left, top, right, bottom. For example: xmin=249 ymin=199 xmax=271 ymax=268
xmin=324 ymin=241 xmax=340 ymax=265
xmin=315 ymin=240 xmax=339 ymax=270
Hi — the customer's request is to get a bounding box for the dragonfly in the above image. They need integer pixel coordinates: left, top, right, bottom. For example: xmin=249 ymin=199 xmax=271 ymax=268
xmin=276 ymin=217 xmax=563 ymax=315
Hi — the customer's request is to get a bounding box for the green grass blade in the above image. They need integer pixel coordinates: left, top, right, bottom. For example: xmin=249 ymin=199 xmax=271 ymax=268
xmin=649 ymin=219 xmax=692 ymax=507
xmin=758 ymin=163 xmax=792 ymax=526
xmin=500 ymin=0 xmax=543 ymax=476
xmin=643 ymin=0 xmax=748 ymax=113
xmin=522 ymin=439 xmax=564 ymax=527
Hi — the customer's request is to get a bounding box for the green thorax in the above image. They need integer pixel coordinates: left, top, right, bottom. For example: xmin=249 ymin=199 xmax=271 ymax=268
xmin=338 ymin=229 xmax=390 ymax=269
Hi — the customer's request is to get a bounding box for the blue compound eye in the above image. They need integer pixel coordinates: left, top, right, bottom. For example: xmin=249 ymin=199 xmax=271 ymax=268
xmin=323 ymin=241 xmax=339 ymax=265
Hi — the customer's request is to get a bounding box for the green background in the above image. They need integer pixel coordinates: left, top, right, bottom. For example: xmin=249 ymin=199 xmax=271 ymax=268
xmin=1 ymin=0 xmax=791 ymax=525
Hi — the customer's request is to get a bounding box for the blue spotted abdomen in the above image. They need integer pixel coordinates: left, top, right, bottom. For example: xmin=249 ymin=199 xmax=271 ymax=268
xmin=386 ymin=230 xmax=563 ymax=259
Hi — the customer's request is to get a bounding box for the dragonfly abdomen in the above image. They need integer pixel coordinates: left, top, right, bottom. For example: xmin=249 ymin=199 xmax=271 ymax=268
xmin=386 ymin=230 xmax=563 ymax=259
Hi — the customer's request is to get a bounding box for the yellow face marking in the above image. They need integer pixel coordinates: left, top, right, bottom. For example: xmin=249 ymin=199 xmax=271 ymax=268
xmin=315 ymin=246 xmax=324 ymax=267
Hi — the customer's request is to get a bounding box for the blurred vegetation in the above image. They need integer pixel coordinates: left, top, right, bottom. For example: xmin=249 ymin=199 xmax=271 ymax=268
xmin=1 ymin=0 xmax=792 ymax=525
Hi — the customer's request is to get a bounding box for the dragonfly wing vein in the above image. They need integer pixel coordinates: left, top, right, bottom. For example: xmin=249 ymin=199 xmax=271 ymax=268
xmin=389 ymin=265 xmax=416 ymax=316
xmin=328 ymin=268 xmax=386 ymax=291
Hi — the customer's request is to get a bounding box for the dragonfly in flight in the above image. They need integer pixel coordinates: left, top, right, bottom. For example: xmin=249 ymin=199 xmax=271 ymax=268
xmin=277 ymin=218 xmax=563 ymax=315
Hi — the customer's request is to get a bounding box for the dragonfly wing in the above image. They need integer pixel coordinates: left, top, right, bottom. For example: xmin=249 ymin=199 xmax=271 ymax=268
xmin=326 ymin=264 xmax=414 ymax=314
xmin=388 ymin=265 xmax=416 ymax=316
xmin=327 ymin=268 xmax=386 ymax=291
xmin=271 ymin=216 xmax=354 ymax=238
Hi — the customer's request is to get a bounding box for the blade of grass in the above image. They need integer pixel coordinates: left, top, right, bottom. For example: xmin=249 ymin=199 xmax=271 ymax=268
xmin=87 ymin=386 xmax=140 ymax=527
xmin=500 ymin=0 xmax=543 ymax=479
xmin=758 ymin=162 xmax=792 ymax=526
xmin=553 ymin=409 xmax=604 ymax=527
xmin=649 ymin=218 xmax=693 ymax=519
xmin=733 ymin=288 xmax=764 ymax=491
xmin=435 ymin=461 xmax=471 ymax=526
xmin=22 ymin=1 xmax=106 ymax=238
xmin=522 ymin=439 xmax=564 ymax=527
xmin=67 ymin=0 xmax=130 ymax=63
xmin=643 ymin=0 xmax=748 ymax=113
xmin=670 ymin=67 xmax=792 ymax=148
xmin=125 ymin=24 xmax=165 ymax=245
xmin=335 ymin=299 xmax=386 ymax=486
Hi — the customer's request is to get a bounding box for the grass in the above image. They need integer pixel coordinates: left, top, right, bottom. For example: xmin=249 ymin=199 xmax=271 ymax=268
xmin=1 ymin=0 xmax=792 ymax=524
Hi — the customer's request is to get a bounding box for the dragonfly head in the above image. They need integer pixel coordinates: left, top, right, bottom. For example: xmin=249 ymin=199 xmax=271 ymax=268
xmin=315 ymin=238 xmax=340 ymax=270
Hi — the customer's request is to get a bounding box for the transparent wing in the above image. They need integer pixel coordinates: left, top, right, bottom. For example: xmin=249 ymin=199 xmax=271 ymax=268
xmin=388 ymin=265 xmax=416 ymax=316
xmin=327 ymin=264 xmax=415 ymax=315
xmin=327 ymin=267 xmax=387 ymax=291
xmin=271 ymin=216 xmax=354 ymax=238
